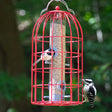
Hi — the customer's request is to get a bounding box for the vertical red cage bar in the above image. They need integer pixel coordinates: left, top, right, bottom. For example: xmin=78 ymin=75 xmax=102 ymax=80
xmin=74 ymin=16 xmax=84 ymax=102
xmin=35 ymin=15 xmax=44 ymax=103
xmin=65 ymin=13 xmax=73 ymax=102
xmin=34 ymin=18 xmax=40 ymax=103
xmin=75 ymin=17 xmax=80 ymax=103
xmin=69 ymin=13 xmax=80 ymax=103
xmin=50 ymin=12 xmax=55 ymax=102
xmin=60 ymin=14 xmax=63 ymax=102
xmin=42 ymin=13 xmax=51 ymax=101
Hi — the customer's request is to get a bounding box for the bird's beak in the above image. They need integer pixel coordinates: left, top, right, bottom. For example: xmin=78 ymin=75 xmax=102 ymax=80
xmin=82 ymin=79 xmax=85 ymax=82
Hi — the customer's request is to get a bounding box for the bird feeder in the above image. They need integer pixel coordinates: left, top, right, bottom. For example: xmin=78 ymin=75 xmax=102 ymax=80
xmin=31 ymin=0 xmax=83 ymax=106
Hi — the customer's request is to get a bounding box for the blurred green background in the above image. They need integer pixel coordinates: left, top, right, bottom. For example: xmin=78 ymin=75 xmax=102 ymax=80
xmin=0 ymin=0 xmax=112 ymax=112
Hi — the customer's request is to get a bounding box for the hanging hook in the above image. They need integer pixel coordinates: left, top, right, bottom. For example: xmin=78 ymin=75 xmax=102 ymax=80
xmin=40 ymin=0 xmax=75 ymax=15
xmin=59 ymin=0 xmax=75 ymax=15
xmin=40 ymin=0 xmax=53 ymax=15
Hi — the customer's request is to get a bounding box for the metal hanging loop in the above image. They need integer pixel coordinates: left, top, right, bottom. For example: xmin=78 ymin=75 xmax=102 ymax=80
xmin=40 ymin=0 xmax=75 ymax=15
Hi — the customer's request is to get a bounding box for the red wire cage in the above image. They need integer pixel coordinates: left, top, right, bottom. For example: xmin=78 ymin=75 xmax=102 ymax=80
xmin=31 ymin=2 xmax=83 ymax=106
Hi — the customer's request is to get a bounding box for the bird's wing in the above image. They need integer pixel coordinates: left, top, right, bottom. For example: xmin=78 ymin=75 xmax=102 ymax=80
xmin=87 ymin=86 xmax=96 ymax=108
xmin=87 ymin=86 xmax=95 ymax=97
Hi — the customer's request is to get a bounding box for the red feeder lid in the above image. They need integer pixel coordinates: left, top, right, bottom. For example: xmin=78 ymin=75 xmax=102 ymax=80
xmin=55 ymin=6 xmax=60 ymax=10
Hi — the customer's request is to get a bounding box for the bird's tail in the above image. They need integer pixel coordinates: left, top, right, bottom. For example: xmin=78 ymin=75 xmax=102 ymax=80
xmin=89 ymin=97 xmax=95 ymax=108
xmin=33 ymin=58 xmax=41 ymax=66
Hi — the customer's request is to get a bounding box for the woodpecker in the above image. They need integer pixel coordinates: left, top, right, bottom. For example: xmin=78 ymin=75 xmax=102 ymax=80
xmin=33 ymin=48 xmax=55 ymax=66
xmin=82 ymin=79 xmax=97 ymax=108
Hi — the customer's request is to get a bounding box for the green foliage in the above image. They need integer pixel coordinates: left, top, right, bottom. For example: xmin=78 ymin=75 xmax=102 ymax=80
xmin=7 ymin=108 xmax=18 ymax=112
xmin=0 ymin=71 xmax=30 ymax=101
xmin=84 ymin=40 xmax=112 ymax=64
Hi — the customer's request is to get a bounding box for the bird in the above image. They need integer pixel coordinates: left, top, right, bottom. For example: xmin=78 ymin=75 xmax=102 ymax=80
xmin=33 ymin=48 xmax=55 ymax=66
xmin=82 ymin=79 xmax=97 ymax=108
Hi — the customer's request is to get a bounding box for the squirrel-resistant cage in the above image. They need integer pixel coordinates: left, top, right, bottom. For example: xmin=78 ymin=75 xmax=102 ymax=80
xmin=31 ymin=0 xmax=83 ymax=106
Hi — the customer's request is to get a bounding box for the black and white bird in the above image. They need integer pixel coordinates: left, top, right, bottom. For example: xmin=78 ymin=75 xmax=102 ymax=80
xmin=82 ymin=79 xmax=97 ymax=108
xmin=33 ymin=48 xmax=55 ymax=66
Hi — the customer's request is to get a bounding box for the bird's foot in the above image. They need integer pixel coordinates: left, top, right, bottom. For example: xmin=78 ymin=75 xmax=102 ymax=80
xmin=83 ymin=99 xmax=88 ymax=103
xmin=83 ymin=100 xmax=86 ymax=103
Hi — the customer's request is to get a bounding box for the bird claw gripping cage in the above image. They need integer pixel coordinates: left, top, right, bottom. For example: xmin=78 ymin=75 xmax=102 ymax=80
xmin=31 ymin=0 xmax=83 ymax=106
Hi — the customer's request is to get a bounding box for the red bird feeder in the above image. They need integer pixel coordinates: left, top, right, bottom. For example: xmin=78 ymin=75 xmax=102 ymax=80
xmin=31 ymin=0 xmax=83 ymax=106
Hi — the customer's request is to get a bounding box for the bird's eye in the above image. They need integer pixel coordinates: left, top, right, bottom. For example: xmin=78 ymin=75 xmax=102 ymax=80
xmin=48 ymin=49 xmax=56 ymax=56
xmin=47 ymin=52 xmax=51 ymax=55
xmin=86 ymin=80 xmax=92 ymax=83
